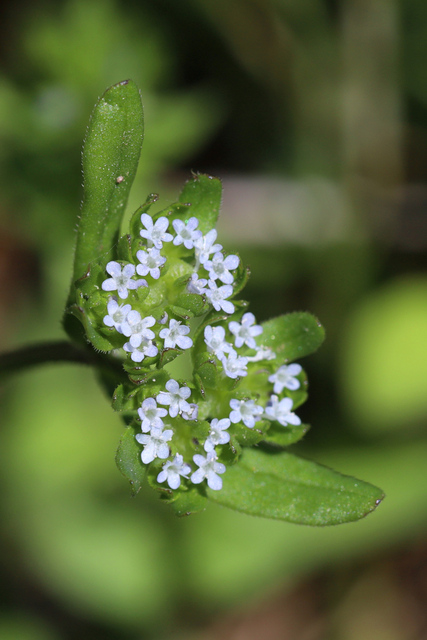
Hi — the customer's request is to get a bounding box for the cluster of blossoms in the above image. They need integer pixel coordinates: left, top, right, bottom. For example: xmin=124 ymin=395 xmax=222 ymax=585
xmin=99 ymin=210 xmax=304 ymax=493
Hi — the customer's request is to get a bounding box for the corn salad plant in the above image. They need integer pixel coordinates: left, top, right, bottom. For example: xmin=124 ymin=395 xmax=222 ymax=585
xmin=4 ymin=80 xmax=384 ymax=524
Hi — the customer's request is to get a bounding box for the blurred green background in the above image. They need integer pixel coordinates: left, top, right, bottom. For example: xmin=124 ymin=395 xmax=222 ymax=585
xmin=1 ymin=1 xmax=427 ymax=638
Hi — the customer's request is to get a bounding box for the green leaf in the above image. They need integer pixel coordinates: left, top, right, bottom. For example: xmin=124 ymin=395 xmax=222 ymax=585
xmin=261 ymin=312 xmax=325 ymax=363
xmin=178 ymin=174 xmax=222 ymax=234
xmin=72 ymin=79 xmax=144 ymax=282
xmin=169 ymin=486 xmax=208 ymax=517
xmin=263 ymin=423 xmax=310 ymax=447
xmin=208 ymin=448 xmax=384 ymax=525
xmin=115 ymin=426 xmax=146 ymax=495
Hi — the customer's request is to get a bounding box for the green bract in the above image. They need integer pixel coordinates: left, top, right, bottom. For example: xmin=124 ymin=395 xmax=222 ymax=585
xmin=64 ymin=80 xmax=384 ymax=524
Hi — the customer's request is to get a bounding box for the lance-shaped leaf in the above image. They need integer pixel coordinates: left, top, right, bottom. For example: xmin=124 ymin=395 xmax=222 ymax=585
xmin=208 ymin=448 xmax=384 ymax=525
xmin=72 ymin=79 xmax=144 ymax=282
xmin=261 ymin=312 xmax=325 ymax=363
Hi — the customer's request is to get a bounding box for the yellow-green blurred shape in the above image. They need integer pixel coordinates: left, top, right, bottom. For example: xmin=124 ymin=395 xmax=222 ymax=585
xmin=1 ymin=367 xmax=171 ymax=629
xmin=340 ymin=276 xmax=427 ymax=433
xmin=0 ymin=615 xmax=57 ymax=640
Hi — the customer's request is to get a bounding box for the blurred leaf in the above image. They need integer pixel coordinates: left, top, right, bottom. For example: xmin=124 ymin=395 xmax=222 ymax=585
xmin=208 ymin=448 xmax=384 ymax=525
xmin=341 ymin=276 xmax=427 ymax=433
xmin=115 ymin=426 xmax=146 ymax=495
xmin=72 ymin=79 xmax=144 ymax=282
xmin=178 ymin=174 xmax=222 ymax=234
xmin=261 ymin=312 xmax=325 ymax=363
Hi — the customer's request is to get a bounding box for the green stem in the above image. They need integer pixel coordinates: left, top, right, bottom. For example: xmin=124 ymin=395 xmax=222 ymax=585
xmin=0 ymin=340 xmax=126 ymax=381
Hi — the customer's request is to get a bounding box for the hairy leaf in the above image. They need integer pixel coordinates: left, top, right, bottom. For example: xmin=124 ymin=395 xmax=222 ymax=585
xmin=73 ymin=79 xmax=144 ymax=282
xmin=208 ymin=448 xmax=384 ymax=525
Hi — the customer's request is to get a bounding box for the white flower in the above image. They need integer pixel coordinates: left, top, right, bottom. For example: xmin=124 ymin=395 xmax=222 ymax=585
xmin=187 ymin=273 xmax=208 ymax=295
xmin=229 ymin=312 xmax=263 ymax=349
xmin=156 ymin=379 xmax=192 ymax=418
xmin=136 ymin=247 xmax=166 ymax=280
xmin=181 ymin=402 xmax=199 ymax=421
xmin=205 ymin=281 xmax=234 ymax=314
xmin=172 ymin=217 xmax=202 ymax=249
xmin=121 ymin=311 xmax=156 ymax=348
xmin=103 ymin=300 xmax=131 ymax=333
xmin=204 ymin=418 xmax=231 ymax=452
xmin=246 ymin=347 xmax=276 ymax=362
xmin=159 ymin=319 xmax=193 ymax=350
xmin=204 ymin=252 xmax=240 ymax=284
xmin=123 ymin=338 xmax=158 ymax=363
xmin=157 ymin=454 xmax=191 ymax=489
xmin=204 ymin=325 xmax=234 ymax=360
xmin=137 ymin=397 xmax=168 ymax=433
xmin=140 ymin=213 xmax=173 ymax=249
xmin=136 ymin=426 xmax=173 ymax=464
xmin=101 ymin=261 xmax=147 ymax=299
xmin=229 ymin=398 xmax=263 ymax=429
xmin=191 ymin=452 xmax=226 ymax=491
xmin=268 ymin=363 xmax=302 ymax=394
xmin=194 ymin=229 xmax=222 ymax=269
xmin=221 ymin=351 xmax=248 ymax=379
xmin=265 ymin=395 xmax=301 ymax=426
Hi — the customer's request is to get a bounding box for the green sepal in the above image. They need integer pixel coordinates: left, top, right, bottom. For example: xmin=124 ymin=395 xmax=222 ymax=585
xmin=194 ymin=358 xmax=219 ymax=391
xmin=173 ymin=293 xmax=210 ymax=317
xmin=117 ymin=234 xmax=133 ymax=262
xmin=112 ymin=382 xmax=142 ymax=414
xmin=122 ymin=359 xmax=157 ymax=382
xmin=262 ymin=422 xmax=311 ymax=447
xmin=74 ymin=261 xmax=105 ymax=296
xmin=230 ymin=419 xmax=271 ymax=447
xmin=128 ymin=193 xmax=159 ymax=239
xmin=64 ymin=304 xmax=114 ymax=352
xmin=153 ymin=201 xmax=191 ymax=223
xmin=115 ymin=425 xmax=146 ymax=496
xmin=72 ymin=79 xmax=144 ymax=283
xmin=230 ymin=262 xmax=251 ymax=298
xmin=158 ymin=347 xmax=184 ymax=368
xmin=178 ymin=174 xmax=222 ymax=233
xmin=217 ymin=439 xmax=242 ymax=466
xmin=208 ymin=448 xmax=384 ymax=525
xmin=166 ymin=305 xmax=193 ymax=321
xmin=261 ymin=312 xmax=325 ymax=363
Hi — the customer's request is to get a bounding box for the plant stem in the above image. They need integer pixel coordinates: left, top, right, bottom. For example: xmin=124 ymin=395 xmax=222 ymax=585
xmin=0 ymin=340 xmax=126 ymax=381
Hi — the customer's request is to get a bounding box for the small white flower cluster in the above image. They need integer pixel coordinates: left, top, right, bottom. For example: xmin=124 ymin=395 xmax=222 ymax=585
xmin=100 ymin=212 xmax=243 ymax=363
xmin=135 ymin=379 xmax=226 ymax=491
xmin=136 ymin=363 xmax=304 ymax=493
xmin=100 ymin=207 xmax=306 ymax=495
xmin=204 ymin=312 xmax=268 ymax=380
xmin=103 ymin=299 xmax=193 ymax=363
xmin=187 ymin=227 xmax=239 ymax=314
